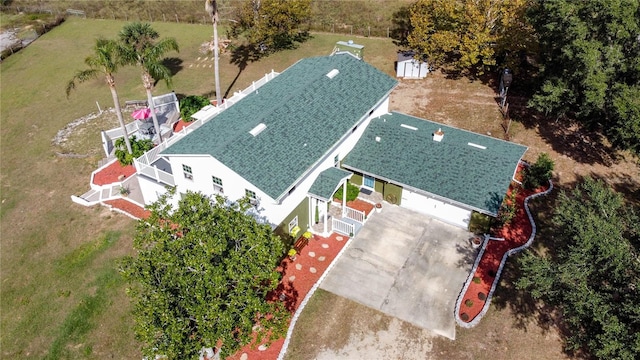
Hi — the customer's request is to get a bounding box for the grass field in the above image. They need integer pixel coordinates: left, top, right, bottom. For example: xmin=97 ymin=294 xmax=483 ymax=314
xmin=0 ymin=17 xmax=397 ymax=358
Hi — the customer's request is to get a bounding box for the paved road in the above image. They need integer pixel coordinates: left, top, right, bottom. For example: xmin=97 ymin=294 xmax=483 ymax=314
xmin=320 ymin=204 xmax=477 ymax=339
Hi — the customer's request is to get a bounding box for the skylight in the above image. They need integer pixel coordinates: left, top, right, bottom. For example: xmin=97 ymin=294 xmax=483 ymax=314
xmin=326 ymin=69 xmax=340 ymax=79
xmin=250 ymin=123 xmax=267 ymax=137
xmin=467 ymin=142 xmax=487 ymax=150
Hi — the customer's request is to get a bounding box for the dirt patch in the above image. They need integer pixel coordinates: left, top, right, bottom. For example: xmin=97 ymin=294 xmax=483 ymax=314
xmin=52 ymin=108 xmax=138 ymax=160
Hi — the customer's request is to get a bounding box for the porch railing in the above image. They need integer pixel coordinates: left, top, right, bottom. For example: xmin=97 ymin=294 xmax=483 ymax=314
xmin=332 ymin=218 xmax=354 ymax=236
xmin=344 ymin=206 xmax=365 ymax=223
xmin=131 ymin=70 xmax=279 ymax=186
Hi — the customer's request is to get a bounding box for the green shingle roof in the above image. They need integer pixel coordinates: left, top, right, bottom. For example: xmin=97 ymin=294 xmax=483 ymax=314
xmin=308 ymin=167 xmax=353 ymax=202
xmin=162 ymin=54 xmax=397 ymax=200
xmin=342 ymin=112 xmax=527 ymax=215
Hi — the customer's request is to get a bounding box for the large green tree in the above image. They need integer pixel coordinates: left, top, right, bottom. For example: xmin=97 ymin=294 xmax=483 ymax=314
xmin=527 ymin=0 xmax=640 ymax=154
xmin=66 ymin=38 xmax=132 ymax=154
xmin=121 ymin=191 xmax=289 ymax=359
xmin=407 ymin=0 xmax=532 ymax=74
xmin=230 ymin=0 xmax=312 ymax=54
xmin=516 ymin=177 xmax=640 ymax=359
xmin=118 ymin=22 xmax=179 ymax=143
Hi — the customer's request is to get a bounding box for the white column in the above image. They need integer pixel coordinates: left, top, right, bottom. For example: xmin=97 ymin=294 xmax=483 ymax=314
xmin=323 ymin=199 xmax=328 ymax=235
xmin=341 ymin=181 xmax=347 ymax=217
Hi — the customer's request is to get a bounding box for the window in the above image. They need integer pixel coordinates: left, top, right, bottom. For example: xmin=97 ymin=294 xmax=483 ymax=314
xmin=182 ymin=164 xmax=193 ymax=180
xmin=245 ymin=189 xmax=258 ymax=205
xmin=288 ymin=216 xmax=299 ymax=235
xmin=212 ymin=176 xmax=224 ymax=193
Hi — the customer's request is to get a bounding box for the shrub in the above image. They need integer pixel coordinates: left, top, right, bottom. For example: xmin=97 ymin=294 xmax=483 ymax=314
xmin=333 ymin=182 xmax=360 ymax=202
xmin=179 ymin=95 xmax=210 ymax=122
xmin=523 ymin=153 xmax=554 ymax=190
xmin=472 ymin=276 xmax=481 ymax=284
xmin=469 ymin=211 xmax=492 ymax=234
xmin=497 ymin=188 xmax=518 ymax=225
xmin=115 ymin=136 xmax=153 ymax=165
xmin=465 ymin=299 xmax=474 ymax=307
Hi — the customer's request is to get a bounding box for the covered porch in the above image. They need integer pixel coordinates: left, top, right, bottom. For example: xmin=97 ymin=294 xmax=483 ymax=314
xmin=307 ymin=167 xmax=380 ymax=237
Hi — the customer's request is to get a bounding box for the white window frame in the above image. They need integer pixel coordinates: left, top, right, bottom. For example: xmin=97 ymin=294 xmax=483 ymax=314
xmin=245 ymin=189 xmax=258 ymax=206
xmin=288 ymin=216 xmax=298 ymax=234
xmin=212 ymin=175 xmax=224 ymax=194
xmin=182 ymin=164 xmax=193 ymax=180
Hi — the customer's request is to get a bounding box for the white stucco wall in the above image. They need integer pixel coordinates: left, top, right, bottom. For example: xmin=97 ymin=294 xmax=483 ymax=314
xmin=153 ymin=95 xmax=391 ymax=227
xmin=138 ymin=175 xmax=170 ymax=205
xmin=401 ymin=188 xmax=471 ymax=229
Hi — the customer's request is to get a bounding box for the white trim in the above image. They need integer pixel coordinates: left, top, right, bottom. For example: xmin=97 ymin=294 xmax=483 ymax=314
xmin=288 ymin=216 xmax=298 ymax=234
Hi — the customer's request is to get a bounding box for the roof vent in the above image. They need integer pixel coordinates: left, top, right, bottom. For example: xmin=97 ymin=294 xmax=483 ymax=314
xmin=375 ymin=136 xmax=381 ymax=142
xmin=249 ymin=123 xmax=267 ymax=137
xmin=401 ymin=124 xmax=418 ymax=131
xmin=433 ymin=128 xmax=444 ymax=142
xmin=326 ymin=69 xmax=340 ymax=79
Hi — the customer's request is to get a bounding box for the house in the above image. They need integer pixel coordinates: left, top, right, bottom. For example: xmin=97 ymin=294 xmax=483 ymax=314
xmin=396 ymin=51 xmax=429 ymax=79
xmin=341 ymin=112 xmax=527 ymax=227
xmin=85 ymin=52 xmax=525 ymax=236
xmin=151 ymin=53 xmax=397 ymax=236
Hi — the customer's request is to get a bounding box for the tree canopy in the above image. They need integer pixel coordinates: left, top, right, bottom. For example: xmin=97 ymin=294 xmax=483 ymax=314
xmin=406 ymin=0 xmax=532 ymax=74
xmin=230 ymin=0 xmax=312 ymax=55
xmin=526 ymin=0 xmax=640 ymax=154
xmin=121 ymin=191 xmax=289 ymax=359
xmin=516 ymin=177 xmax=640 ymax=359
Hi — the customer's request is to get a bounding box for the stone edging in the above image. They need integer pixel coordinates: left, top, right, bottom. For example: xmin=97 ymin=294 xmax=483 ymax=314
xmin=277 ymin=234 xmax=356 ymax=360
xmin=454 ymin=179 xmax=554 ymax=328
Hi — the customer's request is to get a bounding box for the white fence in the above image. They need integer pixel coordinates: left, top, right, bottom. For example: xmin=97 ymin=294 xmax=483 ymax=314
xmin=332 ymin=218 xmax=355 ymax=236
xmin=344 ymin=206 xmax=365 ymax=223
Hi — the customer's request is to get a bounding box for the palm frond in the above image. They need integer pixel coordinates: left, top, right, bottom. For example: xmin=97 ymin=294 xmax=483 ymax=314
xmin=65 ymin=69 xmax=99 ymax=97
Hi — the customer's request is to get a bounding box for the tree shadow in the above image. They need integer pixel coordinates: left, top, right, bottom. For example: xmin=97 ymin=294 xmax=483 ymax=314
xmin=455 ymin=241 xmax=480 ymax=269
xmin=224 ymin=44 xmax=262 ymax=99
xmin=266 ymin=260 xmax=300 ymax=313
xmin=161 ymin=57 xmax=183 ymax=76
xmin=390 ymin=5 xmax=411 ymax=48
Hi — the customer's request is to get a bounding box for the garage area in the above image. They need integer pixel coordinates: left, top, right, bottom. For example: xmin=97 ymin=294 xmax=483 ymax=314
xmin=319 ymin=204 xmax=477 ymax=339
xmin=400 ymin=188 xmax=472 ymax=229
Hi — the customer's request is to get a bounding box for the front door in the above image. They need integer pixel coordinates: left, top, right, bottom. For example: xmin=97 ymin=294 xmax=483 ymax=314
xmin=363 ymin=175 xmax=375 ymax=189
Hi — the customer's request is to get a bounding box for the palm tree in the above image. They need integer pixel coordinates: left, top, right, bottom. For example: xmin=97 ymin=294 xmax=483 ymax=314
xmin=118 ymin=22 xmax=179 ymax=143
xmin=66 ymin=38 xmax=132 ymax=154
xmin=205 ymin=0 xmax=222 ymax=107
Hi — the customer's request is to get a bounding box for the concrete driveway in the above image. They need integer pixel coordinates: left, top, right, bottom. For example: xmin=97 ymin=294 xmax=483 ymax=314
xmin=320 ymin=204 xmax=477 ymax=339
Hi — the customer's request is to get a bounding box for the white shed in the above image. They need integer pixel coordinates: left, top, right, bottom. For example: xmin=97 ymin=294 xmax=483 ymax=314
xmin=396 ymin=51 xmax=429 ymax=79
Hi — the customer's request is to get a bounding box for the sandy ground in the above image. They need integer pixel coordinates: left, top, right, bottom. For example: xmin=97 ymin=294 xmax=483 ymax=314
xmin=315 ymin=317 xmax=435 ymax=360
